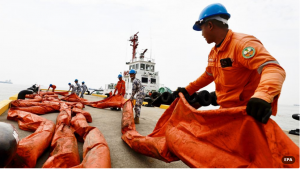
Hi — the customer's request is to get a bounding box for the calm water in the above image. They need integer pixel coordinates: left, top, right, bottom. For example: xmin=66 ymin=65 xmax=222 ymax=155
xmin=0 ymin=83 xmax=298 ymax=131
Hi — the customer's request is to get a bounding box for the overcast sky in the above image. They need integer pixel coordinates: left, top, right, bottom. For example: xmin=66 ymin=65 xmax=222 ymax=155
xmin=0 ymin=0 xmax=299 ymax=105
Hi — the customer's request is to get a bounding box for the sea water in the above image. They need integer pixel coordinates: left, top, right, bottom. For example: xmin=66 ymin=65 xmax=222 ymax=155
xmin=0 ymin=83 xmax=298 ymax=131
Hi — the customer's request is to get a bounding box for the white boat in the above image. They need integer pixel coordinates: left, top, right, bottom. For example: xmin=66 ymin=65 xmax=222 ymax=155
xmin=0 ymin=79 xmax=12 ymax=84
xmin=103 ymin=32 xmax=161 ymax=99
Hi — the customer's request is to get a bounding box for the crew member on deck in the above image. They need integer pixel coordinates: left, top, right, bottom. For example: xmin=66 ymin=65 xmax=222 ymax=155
xmin=74 ymin=79 xmax=81 ymax=96
xmin=177 ymin=3 xmax=286 ymax=124
xmin=68 ymin=83 xmax=76 ymax=94
xmin=47 ymin=84 xmax=56 ymax=92
xmin=113 ymin=74 xmax=126 ymax=97
xmin=80 ymin=81 xmax=88 ymax=98
xmin=129 ymin=69 xmax=145 ymax=124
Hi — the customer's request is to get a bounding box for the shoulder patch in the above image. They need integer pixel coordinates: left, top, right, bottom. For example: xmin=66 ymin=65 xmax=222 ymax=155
xmin=242 ymin=47 xmax=256 ymax=59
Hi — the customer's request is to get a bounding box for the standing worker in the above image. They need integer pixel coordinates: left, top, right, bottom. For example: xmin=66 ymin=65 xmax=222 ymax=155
xmin=46 ymin=84 xmax=56 ymax=92
xmin=177 ymin=3 xmax=285 ymax=124
xmin=74 ymin=79 xmax=81 ymax=96
xmin=112 ymin=74 xmax=126 ymax=111
xmin=129 ymin=69 xmax=145 ymax=124
xmin=80 ymin=81 xmax=88 ymax=98
xmin=68 ymin=83 xmax=76 ymax=94
xmin=113 ymin=74 xmax=126 ymax=97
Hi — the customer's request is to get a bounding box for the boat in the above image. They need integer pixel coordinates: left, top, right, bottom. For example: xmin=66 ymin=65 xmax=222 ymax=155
xmin=103 ymin=32 xmax=161 ymax=99
xmin=0 ymin=79 xmax=12 ymax=84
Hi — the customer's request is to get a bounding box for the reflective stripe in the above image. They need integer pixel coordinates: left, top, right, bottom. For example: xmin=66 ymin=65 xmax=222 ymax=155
xmin=206 ymin=71 xmax=213 ymax=76
xmin=257 ymin=60 xmax=279 ymax=74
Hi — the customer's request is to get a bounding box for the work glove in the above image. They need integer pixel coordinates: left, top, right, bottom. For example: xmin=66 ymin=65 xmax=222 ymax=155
xmin=246 ymin=98 xmax=272 ymax=124
xmin=174 ymin=87 xmax=190 ymax=99
xmin=176 ymin=87 xmax=189 ymax=96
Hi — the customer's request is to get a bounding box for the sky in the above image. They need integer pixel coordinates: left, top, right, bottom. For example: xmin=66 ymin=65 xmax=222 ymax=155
xmin=0 ymin=0 xmax=299 ymax=105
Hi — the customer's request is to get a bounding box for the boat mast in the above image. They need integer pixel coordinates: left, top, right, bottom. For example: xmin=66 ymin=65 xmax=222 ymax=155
xmin=129 ymin=32 xmax=139 ymax=62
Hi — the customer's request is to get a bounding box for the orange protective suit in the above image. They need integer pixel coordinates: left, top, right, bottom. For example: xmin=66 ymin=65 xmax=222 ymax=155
xmin=49 ymin=85 xmax=56 ymax=92
xmin=186 ymin=29 xmax=285 ymax=115
xmin=113 ymin=80 xmax=126 ymax=97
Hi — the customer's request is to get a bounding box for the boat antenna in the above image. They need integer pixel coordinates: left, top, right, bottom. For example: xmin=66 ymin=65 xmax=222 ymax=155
xmin=129 ymin=32 xmax=139 ymax=63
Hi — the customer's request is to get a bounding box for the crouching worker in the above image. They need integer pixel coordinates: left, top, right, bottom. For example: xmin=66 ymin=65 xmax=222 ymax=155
xmin=68 ymin=83 xmax=76 ymax=94
xmin=129 ymin=69 xmax=145 ymax=124
xmin=47 ymin=84 xmax=56 ymax=92
xmin=80 ymin=81 xmax=87 ymax=98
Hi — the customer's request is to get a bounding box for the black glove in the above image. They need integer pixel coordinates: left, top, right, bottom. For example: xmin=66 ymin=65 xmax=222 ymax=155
xmin=174 ymin=87 xmax=190 ymax=99
xmin=246 ymin=98 xmax=272 ymax=124
xmin=176 ymin=87 xmax=189 ymax=95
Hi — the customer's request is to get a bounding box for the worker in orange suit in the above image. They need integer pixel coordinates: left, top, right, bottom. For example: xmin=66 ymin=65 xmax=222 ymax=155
xmin=113 ymin=74 xmax=126 ymax=97
xmin=177 ymin=3 xmax=286 ymax=124
xmin=47 ymin=84 xmax=56 ymax=92
xmin=111 ymin=74 xmax=126 ymax=111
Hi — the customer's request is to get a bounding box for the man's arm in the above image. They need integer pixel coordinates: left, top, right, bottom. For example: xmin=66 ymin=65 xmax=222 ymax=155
xmin=131 ymin=80 xmax=137 ymax=100
xmin=238 ymin=39 xmax=286 ymax=122
xmin=113 ymin=88 xmax=118 ymax=95
xmin=185 ymin=67 xmax=214 ymax=95
xmin=251 ymin=64 xmax=286 ymax=113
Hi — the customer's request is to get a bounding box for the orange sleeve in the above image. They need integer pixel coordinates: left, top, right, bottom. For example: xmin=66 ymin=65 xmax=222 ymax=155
xmin=237 ymin=39 xmax=277 ymax=70
xmin=252 ymin=64 xmax=286 ymax=115
xmin=185 ymin=66 xmax=214 ymax=95
xmin=236 ymin=38 xmax=286 ymax=102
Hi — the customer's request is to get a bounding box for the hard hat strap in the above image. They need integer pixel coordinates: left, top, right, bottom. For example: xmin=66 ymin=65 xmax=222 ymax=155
xmin=205 ymin=15 xmax=228 ymax=24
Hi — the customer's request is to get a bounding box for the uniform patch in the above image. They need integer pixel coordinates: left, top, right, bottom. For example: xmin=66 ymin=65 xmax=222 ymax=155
xmin=242 ymin=47 xmax=256 ymax=59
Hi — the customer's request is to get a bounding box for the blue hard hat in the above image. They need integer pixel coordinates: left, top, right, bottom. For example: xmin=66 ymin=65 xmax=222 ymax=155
xmin=75 ymin=79 xmax=78 ymax=82
xmin=193 ymin=3 xmax=230 ymax=31
xmin=68 ymin=83 xmax=71 ymax=85
xmin=118 ymin=74 xmax=122 ymax=78
xmin=82 ymin=81 xmax=85 ymax=84
xmin=49 ymin=84 xmax=52 ymax=87
xmin=129 ymin=69 xmax=136 ymax=74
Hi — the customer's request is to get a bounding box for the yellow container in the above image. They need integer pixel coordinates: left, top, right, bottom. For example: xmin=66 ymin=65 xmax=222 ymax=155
xmin=9 ymin=94 xmax=18 ymax=100
xmin=0 ymin=100 xmax=11 ymax=115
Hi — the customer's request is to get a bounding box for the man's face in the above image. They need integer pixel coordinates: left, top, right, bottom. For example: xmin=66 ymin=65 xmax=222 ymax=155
xmin=130 ymin=74 xmax=135 ymax=79
xmin=200 ymin=22 xmax=213 ymax=44
xmin=119 ymin=77 xmax=122 ymax=81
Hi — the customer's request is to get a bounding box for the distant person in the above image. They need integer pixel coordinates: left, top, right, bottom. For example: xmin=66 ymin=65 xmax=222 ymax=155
xmin=112 ymin=74 xmax=126 ymax=111
xmin=109 ymin=91 xmax=112 ymax=97
xmin=74 ymin=79 xmax=81 ymax=96
xmin=129 ymin=69 xmax=145 ymax=124
xmin=149 ymin=92 xmax=152 ymax=96
xmin=113 ymin=74 xmax=126 ymax=97
xmin=68 ymin=83 xmax=76 ymax=94
xmin=46 ymin=84 xmax=56 ymax=92
xmin=80 ymin=81 xmax=88 ymax=98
